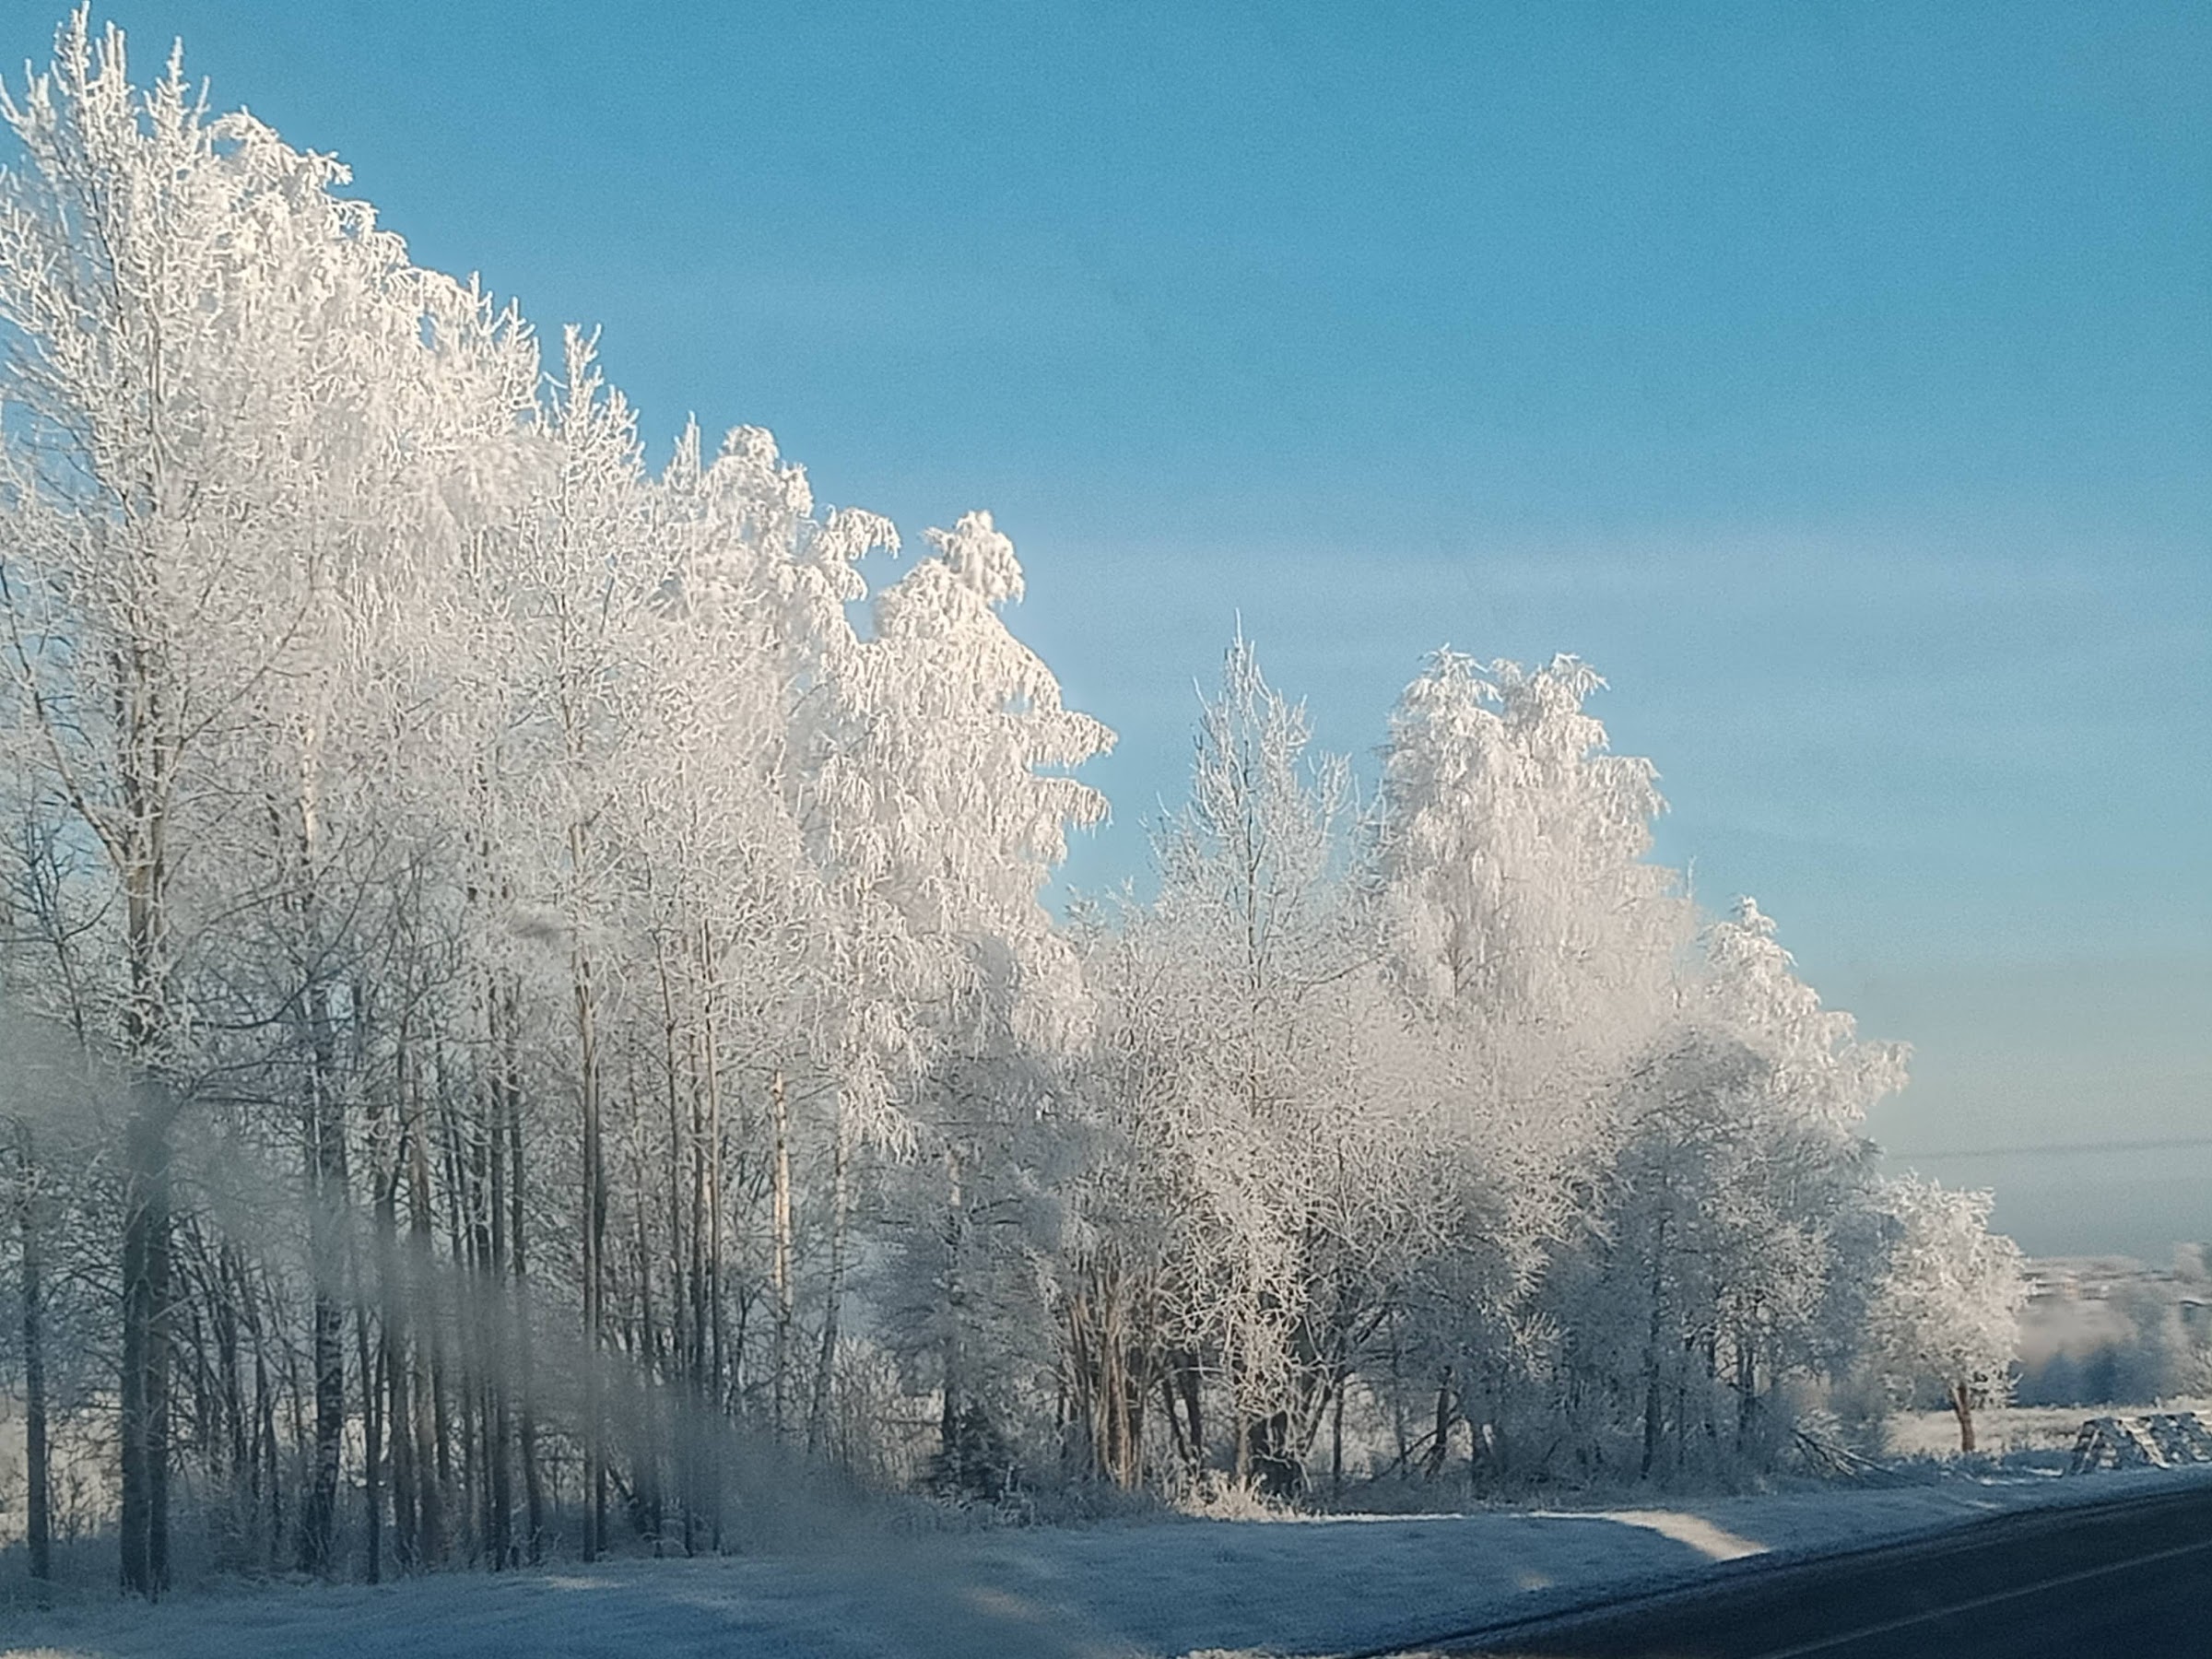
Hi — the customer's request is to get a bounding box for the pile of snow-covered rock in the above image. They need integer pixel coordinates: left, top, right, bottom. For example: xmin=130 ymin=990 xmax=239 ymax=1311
xmin=2068 ymin=1412 xmax=2212 ymax=1473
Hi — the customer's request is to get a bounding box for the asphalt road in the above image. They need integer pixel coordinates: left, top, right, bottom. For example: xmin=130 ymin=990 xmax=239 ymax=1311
xmin=1397 ymin=1482 xmax=2212 ymax=1659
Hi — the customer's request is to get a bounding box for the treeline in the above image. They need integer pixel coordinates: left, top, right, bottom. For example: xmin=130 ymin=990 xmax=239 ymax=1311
xmin=0 ymin=14 xmax=2025 ymax=1597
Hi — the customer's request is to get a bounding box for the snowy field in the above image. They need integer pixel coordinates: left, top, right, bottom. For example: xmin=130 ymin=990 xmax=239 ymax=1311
xmin=1885 ymin=1399 xmax=2212 ymax=1460
xmin=9 ymin=1464 xmax=2212 ymax=1659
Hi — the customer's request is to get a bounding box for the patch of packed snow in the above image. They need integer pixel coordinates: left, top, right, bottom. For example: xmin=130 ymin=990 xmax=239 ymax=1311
xmin=8 ymin=1465 xmax=2212 ymax=1659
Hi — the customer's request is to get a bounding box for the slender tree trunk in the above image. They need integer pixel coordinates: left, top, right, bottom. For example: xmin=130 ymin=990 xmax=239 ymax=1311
xmin=1111 ymin=1275 xmax=1149 ymax=1489
xmin=284 ymin=1310 xmax=310 ymax=1556
xmin=1184 ymin=1356 xmax=1206 ymax=1467
xmin=16 ymin=1122 xmax=52 ymax=1583
xmin=938 ymin=1147 xmax=967 ymax=1481
xmin=633 ymin=1170 xmax=666 ymax=1549
xmin=1388 ymin=1320 xmax=1410 ymax=1473
xmin=300 ymin=969 xmax=347 ymax=1576
xmin=380 ymin=1158 xmax=414 ymax=1574
xmin=1423 ymin=1366 xmax=1455 ymax=1478
xmin=656 ymin=944 xmax=688 ymax=1380
xmin=376 ymin=1033 xmax=415 ymax=1573
xmin=1640 ymin=1208 xmax=1669 ymax=1481
xmin=1065 ymin=1285 xmax=1094 ymax=1476
xmin=1735 ymin=1335 xmax=1757 ymax=1452
xmin=506 ymin=1009 xmax=545 ymax=1563
xmin=688 ymin=1021 xmax=708 ymax=1400
xmin=282 ymin=740 xmax=350 ymax=1579
xmin=353 ymin=984 xmax=387 ymax=1587
xmin=1232 ymin=1368 xmax=1252 ymax=1487
xmin=679 ymin=971 xmax=706 ymax=1554
xmin=485 ymin=1073 xmax=512 ymax=1571
xmin=700 ymin=991 xmax=725 ymax=1550
xmin=1330 ymin=1370 xmax=1346 ymax=1497
xmin=215 ymin=1244 xmax=248 ymax=1558
xmin=435 ymin=1075 xmax=483 ymax=1565
xmin=771 ymin=1070 xmax=794 ymax=1437
xmin=1161 ymin=1372 xmax=1190 ymax=1469
xmin=253 ymin=1298 xmax=281 ymax=1568
xmin=573 ymin=899 xmax=607 ymax=1560
xmin=109 ymin=584 xmax=180 ymax=1600
xmin=119 ymin=782 xmax=176 ymax=1595
xmin=388 ymin=1324 xmax=416 ymax=1571
xmin=806 ymin=1099 xmax=850 ymax=1458
xmin=653 ymin=943 xmax=694 ymax=1549
xmin=1951 ymin=1381 xmax=1977 ymax=1453
xmin=358 ymin=1300 xmax=382 ymax=1584
xmin=253 ymin=1309 xmax=278 ymax=1566
xmin=119 ymin=1083 xmax=173 ymax=1596
xmin=406 ymin=1059 xmax=444 ymax=1566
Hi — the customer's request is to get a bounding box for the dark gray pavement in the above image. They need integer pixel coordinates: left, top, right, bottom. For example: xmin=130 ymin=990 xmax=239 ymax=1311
xmin=1406 ymin=1482 xmax=2212 ymax=1658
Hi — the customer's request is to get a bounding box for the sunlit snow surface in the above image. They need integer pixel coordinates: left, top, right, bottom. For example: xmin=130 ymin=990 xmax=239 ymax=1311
xmin=8 ymin=1466 xmax=2212 ymax=1659
xmin=1578 ymin=1508 xmax=1769 ymax=1562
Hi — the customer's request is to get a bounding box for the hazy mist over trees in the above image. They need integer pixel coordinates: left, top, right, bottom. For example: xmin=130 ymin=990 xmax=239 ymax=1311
xmin=0 ymin=13 xmax=2029 ymax=1598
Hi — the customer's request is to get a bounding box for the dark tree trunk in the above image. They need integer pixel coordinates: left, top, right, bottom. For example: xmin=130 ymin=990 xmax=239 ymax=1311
xmin=359 ymin=1301 xmax=382 ymax=1584
xmin=1640 ymin=1210 xmax=1669 ymax=1481
xmin=248 ymin=1279 xmax=281 ymax=1564
xmin=214 ymin=1245 xmax=249 ymax=1555
xmin=938 ymin=1150 xmax=968 ymax=1481
xmin=300 ymin=982 xmax=348 ymax=1576
xmin=379 ymin=1110 xmax=416 ymax=1573
xmin=1423 ymin=1365 xmax=1456 ymax=1479
xmin=507 ymin=1027 xmax=546 ymax=1564
xmin=806 ymin=1105 xmax=848 ymax=1460
xmin=1735 ymin=1335 xmax=1758 ymax=1451
xmin=1174 ymin=1350 xmax=1205 ymax=1468
xmin=771 ymin=1071 xmax=794 ymax=1437
xmin=574 ymin=919 xmax=607 ymax=1562
xmin=479 ymin=1073 xmax=512 ymax=1571
xmin=1330 ymin=1371 xmax=1346 ymax=1496
xmin=119 ymin=1088 xmax=173 ymax=1596
xmin=406 ymin=1065 xmax=444 ymax=1567
xmin=1951 ymin=1380 xmax=1977 ymax=1453
xmin=16 ymin=1123 xmax=52 ymax=1583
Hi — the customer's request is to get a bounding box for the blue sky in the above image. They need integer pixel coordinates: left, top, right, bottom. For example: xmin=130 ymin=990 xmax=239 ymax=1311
xmin=56 ymin=1 xmax=2211 ymax=1255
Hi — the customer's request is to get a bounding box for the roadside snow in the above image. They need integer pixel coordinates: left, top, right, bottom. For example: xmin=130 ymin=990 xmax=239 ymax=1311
xmin=8 ymin=1465 xmax=2212 ymax=1659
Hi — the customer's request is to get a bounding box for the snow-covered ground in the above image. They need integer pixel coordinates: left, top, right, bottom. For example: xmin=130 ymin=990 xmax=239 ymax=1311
xmin=1885 ymin=1398 xmax=2212 ymax=1459
xmin=8 ymin=1462 xmax=2212 ymax=1659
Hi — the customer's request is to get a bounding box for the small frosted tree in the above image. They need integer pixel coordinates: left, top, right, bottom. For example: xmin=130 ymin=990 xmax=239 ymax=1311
xmin=1128 ymin=635 xmax=1397 ymax=1491
xmin=1865 ymin=1176 xmax=2026 ymax=1453
xmin=1689 ymin=898 xmax=1902 ymax=1446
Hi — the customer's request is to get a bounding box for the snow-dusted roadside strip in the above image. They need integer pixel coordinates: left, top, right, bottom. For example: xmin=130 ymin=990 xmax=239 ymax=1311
xmin=8 ymin=1466 xmax=2212 ymax=1659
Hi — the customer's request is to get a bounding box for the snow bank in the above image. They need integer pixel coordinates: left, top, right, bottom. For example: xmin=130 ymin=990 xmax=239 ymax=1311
xmin=8 ymin=1465 xmax=2212 ymax=1659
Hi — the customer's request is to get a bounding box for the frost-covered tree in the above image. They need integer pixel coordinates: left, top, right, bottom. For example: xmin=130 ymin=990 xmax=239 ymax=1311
xmin=1106 ymin=637 xmax=1401 ymax=1492
xmin=822 ymin=511 xmax=1111 ymax=1488
xmin=0 ymin=12 xmax=539 ymax=1586
xmin=1689 ymin=899 xmax=1901 ymax=1438
xmin=1370 ymin=650 xmax=1683 ymax=1481
xmin=1375 ymin=651 xmax=1676 ymax=1026
xmin=0 ymin=10 xmax=2045 ymax=1594
xmin=1865 ymin=1176 xmax=2026 ymax=1453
